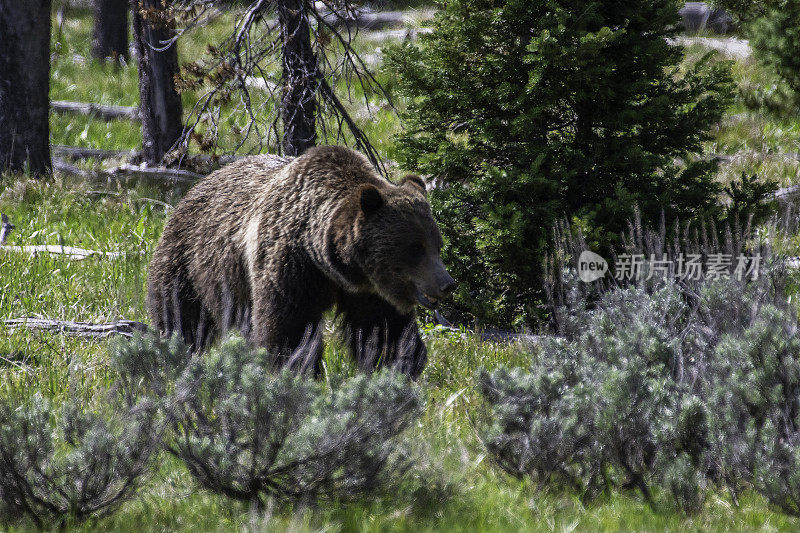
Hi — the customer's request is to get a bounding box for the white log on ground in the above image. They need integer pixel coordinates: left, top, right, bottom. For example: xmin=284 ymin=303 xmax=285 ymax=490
xmin=2 ymin=315 xmax=543 ymax=345
xmin=105 ymin=163 xmax=204 ymax=183
xmin=359 ymin=27 xmax=432 ymax=42
xmin=775 ymin=184 xmax=800 ymax=203
xmin=667 ymin=36 xmax=751 ymax=59
xmin=51 ymin=100 xmax=140 ymax=121
xmin=53 ymin=157 xmax=94 ymax=177
xmin=53 ymin=159 xmax=204 ymax=183
xmin=2 ymin=317 xmax=148 ymax=338
xmin=0 ymin=244 xmax=136 ymax=260
xmin=321 ymin=10 xmax=407 ymax=30
xmin=318 ymin=7 xmax=437 ymax=30
xmin=52 ymin=144 xmax=139 ymax=161
xmin=712 ymin=152 xmax=800 ymax=164
xmin=52 ymin=154 xmax=293 ymax=183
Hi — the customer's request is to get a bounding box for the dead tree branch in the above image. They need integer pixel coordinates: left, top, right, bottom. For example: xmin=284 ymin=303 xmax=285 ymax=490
xmin=51 ymin=100 xmax=140 ymax=121
xmin=52 ymin=145 xmax=139 ymax=161
xmin=2 ymin=318 xmax=148 ymax=338
xmin=52 ymin=158 xmax=204 ymax=184
xmin=0 ymin=244 xmax=139 ymax=260
xmin=53 ymin=157 xmax=95 ymax=177
xmin=105 ymin=163 xmax=204 ymax=183
xmin=171 ymin=0 xmax=394 ymax=174
xmin=318 ymin=8 xmax=434 ymax=30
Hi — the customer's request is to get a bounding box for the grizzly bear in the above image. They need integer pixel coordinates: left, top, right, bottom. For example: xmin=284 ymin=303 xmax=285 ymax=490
xmin=147 ymin=145 xmax=455 ymax=377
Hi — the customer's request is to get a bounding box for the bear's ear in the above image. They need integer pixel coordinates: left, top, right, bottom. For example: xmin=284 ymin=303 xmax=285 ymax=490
xmin=360 ymin=185 xmax=384 ymax=214
xmin=401 ymin=174 xmax=427 ymax=196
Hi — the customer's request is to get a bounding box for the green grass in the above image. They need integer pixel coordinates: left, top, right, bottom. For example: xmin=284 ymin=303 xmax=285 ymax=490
xmin=3 ymin=6 xmax=800 ymax=532
xmin=681 ymin=43 xmax=800 ymax=189
xmin=2 ymin=184 xmax=798 ymax=532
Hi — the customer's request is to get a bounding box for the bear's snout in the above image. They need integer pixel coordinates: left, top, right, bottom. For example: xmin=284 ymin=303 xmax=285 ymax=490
xmin=415 ymin=261 xmax=456 ymax=309
xmin=437 ymin=270 xmax=456 ymax=296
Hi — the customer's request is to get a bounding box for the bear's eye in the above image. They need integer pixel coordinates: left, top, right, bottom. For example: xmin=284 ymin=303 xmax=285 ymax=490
xmin=408 ymin=243 xmax=425 ymax=259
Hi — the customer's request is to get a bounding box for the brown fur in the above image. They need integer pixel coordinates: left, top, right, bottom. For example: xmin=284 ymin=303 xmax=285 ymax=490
xmin=147 ymin=145 xmax=454 ymax=377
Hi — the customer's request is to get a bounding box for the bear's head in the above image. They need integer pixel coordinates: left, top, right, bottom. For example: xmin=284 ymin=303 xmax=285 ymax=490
xmin=350 ymin=175 xmax=456 ymax=314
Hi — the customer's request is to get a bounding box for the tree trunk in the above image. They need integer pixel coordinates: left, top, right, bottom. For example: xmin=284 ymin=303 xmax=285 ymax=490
xmin=277 ymin=0 xmax=317 ymax=156
xmin=133 ymin=0 xmax=183 ymax=165
xmin=0 ymin=0 xmax=52 ymax=176
xmin=572 ymin=102 xmax=594 ymax=206
xmin=92 ymin=0 xmax=129 ymax=61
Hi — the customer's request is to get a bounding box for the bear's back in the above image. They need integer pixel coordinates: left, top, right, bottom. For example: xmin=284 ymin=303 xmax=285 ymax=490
xmin=162 ymin=146 xmax=384 ymax=256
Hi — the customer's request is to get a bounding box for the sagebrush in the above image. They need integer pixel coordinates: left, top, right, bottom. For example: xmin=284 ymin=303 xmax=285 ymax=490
xmin=481 ymin=222 xmax=800 ymax=514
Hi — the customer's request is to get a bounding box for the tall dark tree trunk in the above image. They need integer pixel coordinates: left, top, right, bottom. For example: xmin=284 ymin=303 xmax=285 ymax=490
xmin=277 ymin=0 xmax=317 ymax=156
xmin=572 ymin=102 xmax=594 ymax=207
xmin=133 ymin=0 xmax=183 ymax=165
xmin=92 ymin=0 xmax=129 ymax=61
xmin=0 ymin=0 xmax=52 ymax=176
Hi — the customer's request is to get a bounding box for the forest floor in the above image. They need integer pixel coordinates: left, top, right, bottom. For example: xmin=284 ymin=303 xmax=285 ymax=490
xmin=2 ymin=5 xmax=800 ymax=532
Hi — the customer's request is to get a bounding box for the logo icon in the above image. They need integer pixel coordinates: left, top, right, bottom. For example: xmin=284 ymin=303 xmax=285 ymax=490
xmin=578 ymin=250 xmax=608 ymax=282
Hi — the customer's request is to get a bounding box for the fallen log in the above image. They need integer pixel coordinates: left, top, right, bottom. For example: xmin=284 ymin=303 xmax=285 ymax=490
xmin=245 ymin=76 xmax=278 ymax=92
xmin=479 ymin=330 xmax=547 ymax=347
xmin=2 ymin=315 xmax=544 ymax=345
xmin=321 ymin=10 xmax=408 ymax=30
xmin=108 ymin=155 xmax=293 ymax=182
xmin=774 ymin=184 xmax=800 ymax=203
xmin=359 ymin=27 xmax=432 ymax=42
xmin=53 ymin=152 xmax=362 ymax=184
xmin=105 ymin=163 xmax=204 ymax=183
xmin=712 ymin=152 xmax=800 ymax=164
xmin=674 ymin=151 xmax=800 ymax=167
xmin=51 ymin=100 xmax=140 ymax=121
xmin=53 ymin=160 xmax=204 ymax=184
xmin=2 ymin=318 xmax=148 ymax=338
xmin=320 ymin=7 xmax=437 ymax=30
xmin=53 ymin=157 xmax=94 ymax=178
xmin=679 ymin=2 xmax=733 ymax=35
xmin=52 ymin=144 xmax=139 ymax=161
xmin=0 ymin=244 xmax=137 ymax=260
xmin=667 ymin=36 xmax=751 ymax=59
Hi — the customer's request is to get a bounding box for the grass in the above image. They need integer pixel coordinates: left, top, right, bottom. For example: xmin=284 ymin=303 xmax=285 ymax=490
xmin=3 ymin=5 xmax=800 ymax=532
xmin=682 ymin=43 xmax=800 ymax=189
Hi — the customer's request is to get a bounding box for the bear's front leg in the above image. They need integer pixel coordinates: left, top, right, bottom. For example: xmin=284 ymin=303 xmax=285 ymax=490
xmin=338 ymin=292 xmax=427 ymax=378
xmin=250 ymin=266 xmax=332 ymax=373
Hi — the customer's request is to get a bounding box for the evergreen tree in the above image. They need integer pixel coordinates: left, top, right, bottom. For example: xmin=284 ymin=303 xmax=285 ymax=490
xmin=387 ymin=0 xmax=732 ymax=327
xmin=710 ymin=0 xmax=780 ymax=27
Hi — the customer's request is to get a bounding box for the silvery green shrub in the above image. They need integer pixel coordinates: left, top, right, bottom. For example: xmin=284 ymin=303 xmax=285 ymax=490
xmin=0 ymin=394 xmax=157 ymax=528
xmin=114 ymin=334 xmax=422 ymax=507
xmin=481 ymin=256 xmax=800 ymax=514
xmin=0 ymin=330 xmax=422 ymax=526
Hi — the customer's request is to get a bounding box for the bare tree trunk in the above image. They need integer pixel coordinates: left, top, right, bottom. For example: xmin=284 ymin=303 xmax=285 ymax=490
xmin=277 ymin=0 xmax=317 ymax=156
xmin=0 ymin=0 xmax=52 ymax=176
xmin=92 ymin=0 xmax=129 ymax=61
xmin=133 ymin=0 xmax=183 ymax=165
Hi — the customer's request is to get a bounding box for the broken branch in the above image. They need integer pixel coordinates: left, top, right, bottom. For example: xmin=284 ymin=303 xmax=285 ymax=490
xmin=51 ymin=100 xmax=140 ymax=121
xmin=2 ymin=318 xmax=148 ymax=338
